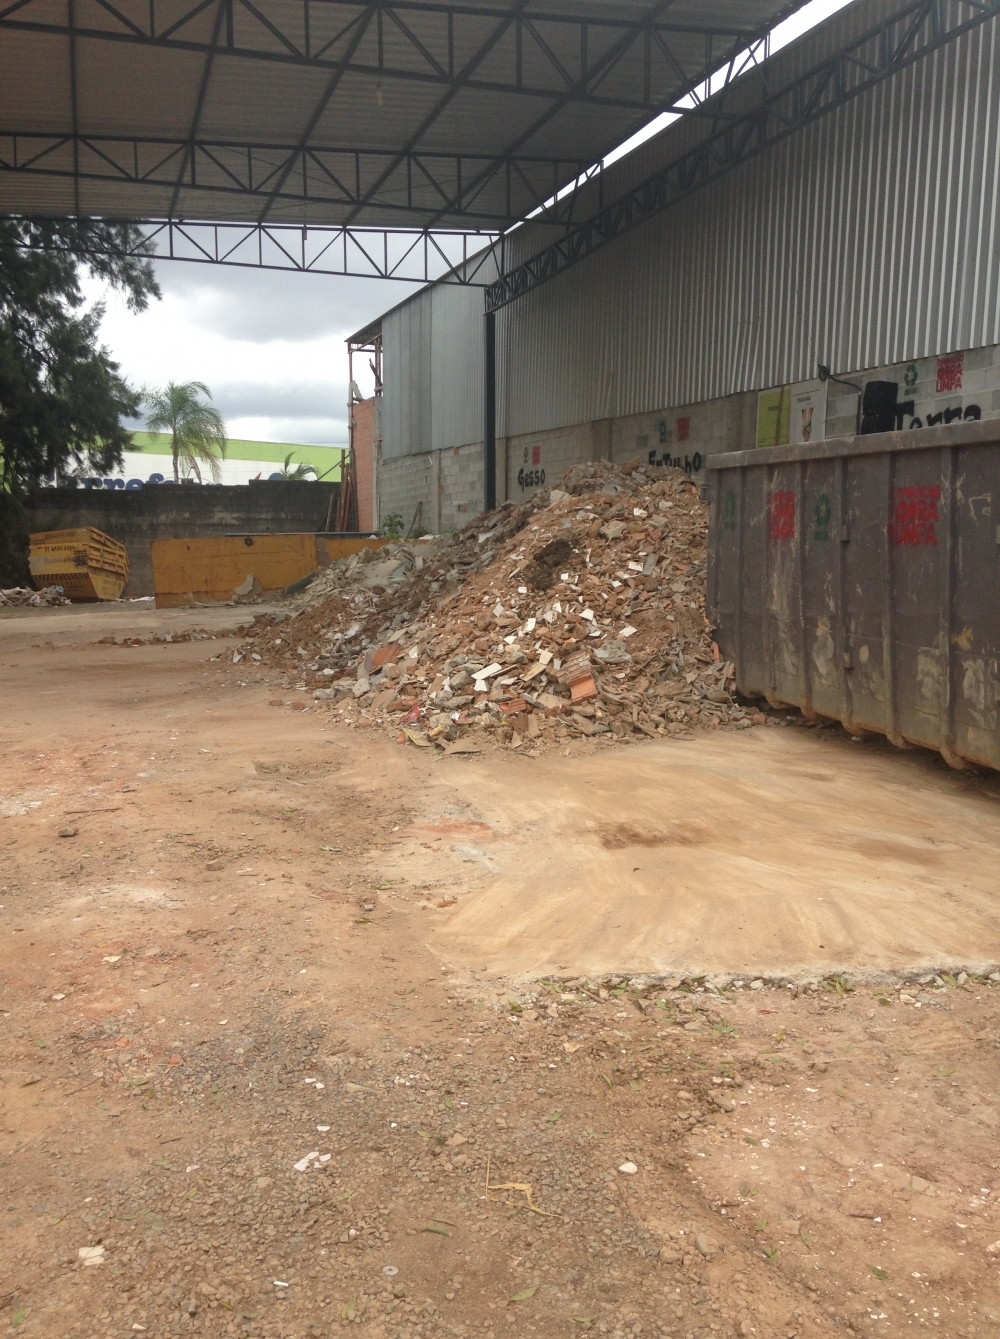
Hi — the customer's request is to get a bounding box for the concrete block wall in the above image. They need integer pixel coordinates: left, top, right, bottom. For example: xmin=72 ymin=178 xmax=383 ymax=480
xmin=502 ymin=422 xmax=596 ymax=504
xmin=377 ymin=340 xmax=1000 ymax=533
xmin=379 ymin=395 xmax=758 ymax=530
xmin=826 ymin=345 xmax=1000 ymax=438
xmin=440 ymin=445 xmax=487 ymax=527
xmin=608 ymin=393 xmax=756 ymax=475
xmin=377 ymin=451 xmax=435 ymax=534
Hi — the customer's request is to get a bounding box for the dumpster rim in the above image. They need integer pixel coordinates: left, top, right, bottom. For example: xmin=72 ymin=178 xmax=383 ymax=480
xmin=705 ymin=418 xmax=999 ymax=471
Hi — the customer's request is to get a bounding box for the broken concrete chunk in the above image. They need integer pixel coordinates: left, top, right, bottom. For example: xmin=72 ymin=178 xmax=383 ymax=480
xmin=232 ymin=573 xmax=263 ymax=603
xmin=593 ymin=640 xmax=632 ymax=665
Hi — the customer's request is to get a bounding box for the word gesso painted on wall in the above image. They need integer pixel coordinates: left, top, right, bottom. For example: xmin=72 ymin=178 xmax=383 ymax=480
xmin=517 ymin=443 xmax=546 ymax=491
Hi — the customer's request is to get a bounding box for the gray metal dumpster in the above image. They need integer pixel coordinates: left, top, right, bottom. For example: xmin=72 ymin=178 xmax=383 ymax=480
xmin=706 ymin=419 xmax=999 ymax=771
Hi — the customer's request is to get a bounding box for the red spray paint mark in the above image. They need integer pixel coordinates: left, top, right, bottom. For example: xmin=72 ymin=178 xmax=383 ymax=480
xmin=936 ymin=354 xmax=963 ymax=394
xmin=769 ymin=490 xmax=796 ymax=541
xmin=889 ymin=484 xmax=940 ymax=546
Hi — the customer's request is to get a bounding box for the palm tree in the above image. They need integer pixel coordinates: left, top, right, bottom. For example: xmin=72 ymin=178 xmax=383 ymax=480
xmin=272 ymin=452 xmax=339 ymax=481
xmin=142 ymin=381 xmax=227 ymax=483
xmin=275 ymin=452 xmax=318 ymax=481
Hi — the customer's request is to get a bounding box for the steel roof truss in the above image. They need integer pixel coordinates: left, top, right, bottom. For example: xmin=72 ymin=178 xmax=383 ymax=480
xmin=0 ymin=0 xmax=774 ymax=107
xmin=256 ymin=5 xmax=377 ymax=221
xmin=0 ymin=128 xmax=591 ymax=223
xmin=485 ymin=0 xmax=1000 ymax=308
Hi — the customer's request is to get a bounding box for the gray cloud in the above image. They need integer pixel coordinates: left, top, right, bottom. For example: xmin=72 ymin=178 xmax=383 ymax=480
xmin=128 ymin=376 xmax=354 ymax=445
xmin=227 ymin=416 xmax=349 ymax=446
xmin=152 ymin=262 xmax=422 ymax=344
xmin=207 ymin=380 xmax=345 ymax=420
xmin=125 ymin=406 xmax=350 ymax=446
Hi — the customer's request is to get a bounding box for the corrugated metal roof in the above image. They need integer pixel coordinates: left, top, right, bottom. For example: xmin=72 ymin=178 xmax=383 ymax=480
xmin=1 ymin=0 xmax=809 ymax=226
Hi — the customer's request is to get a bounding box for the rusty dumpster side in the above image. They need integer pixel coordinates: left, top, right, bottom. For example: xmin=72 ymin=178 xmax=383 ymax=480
xmin=706 ymin=419 xmax=999 ymax=771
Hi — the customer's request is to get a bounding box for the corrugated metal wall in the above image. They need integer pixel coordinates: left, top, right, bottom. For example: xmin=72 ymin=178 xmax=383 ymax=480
xmin=381 ymin=0 xmax=1000 ymax=457
xmin=381 ymin=283 xmax=484 ymax=458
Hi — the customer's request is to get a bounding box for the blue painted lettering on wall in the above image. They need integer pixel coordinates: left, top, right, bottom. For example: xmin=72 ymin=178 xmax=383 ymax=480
xmin=43 ymin=471 xmax=294 ymax=488
xmin=41 ymin=473 xmax=201 ymax=489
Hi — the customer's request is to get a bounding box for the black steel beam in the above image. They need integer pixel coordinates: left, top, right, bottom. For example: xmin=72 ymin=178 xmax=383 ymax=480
xmin=486 ymin=0 xmax=1000 ymax=309
xmin=0 ymin=134 xmax=593 ymax=225
xmin=6 ymin=217 xmax=499 ymax=285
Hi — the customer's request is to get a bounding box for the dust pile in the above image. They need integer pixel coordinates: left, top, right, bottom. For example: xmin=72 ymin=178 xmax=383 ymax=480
xmin=235 ymin=459 xmax=767 ymax=750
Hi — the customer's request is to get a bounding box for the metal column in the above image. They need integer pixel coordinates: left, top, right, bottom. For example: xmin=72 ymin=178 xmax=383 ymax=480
xmin=483 ymin=310 xmax=496 ymax=513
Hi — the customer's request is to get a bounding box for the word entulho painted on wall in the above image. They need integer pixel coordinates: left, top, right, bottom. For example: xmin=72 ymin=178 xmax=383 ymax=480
xmin=643 ymin=415 xmax=703 ymax=474
xmin=757 ymin=380 xmax=827 ymax=449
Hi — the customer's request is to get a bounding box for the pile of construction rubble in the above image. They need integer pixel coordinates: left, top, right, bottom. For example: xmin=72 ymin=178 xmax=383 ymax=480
xmin=233 ymin=459 xmax=767 ymax=750
xmin=0 ymin=585 xmax=70 ymax=607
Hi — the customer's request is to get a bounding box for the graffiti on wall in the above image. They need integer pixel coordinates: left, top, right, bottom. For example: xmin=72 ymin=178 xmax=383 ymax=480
xmin=936 ymin=353 xmax=964 ymax=394
xmin=641 ymin=416 xmax=703 ymax=474
xmin=517 ymin=443 xmax=546 ymax=491
xmin=647 ymin=450 xmax=703 ymax=473
xmin=889 ymin=485 xmax=940 ymax=546
xmin=863 ymin=355 xmax=981 ymax=433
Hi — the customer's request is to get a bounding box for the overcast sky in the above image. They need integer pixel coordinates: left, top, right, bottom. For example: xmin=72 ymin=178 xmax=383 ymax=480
xmin=83 ymin=0 xmax=852 ymax=451
xmin=85 ymin=266 xmax=420 ymax=448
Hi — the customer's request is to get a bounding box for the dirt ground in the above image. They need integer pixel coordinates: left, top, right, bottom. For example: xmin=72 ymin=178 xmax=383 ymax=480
xmin=3 ymin=604 xmax=1000 ymax=1339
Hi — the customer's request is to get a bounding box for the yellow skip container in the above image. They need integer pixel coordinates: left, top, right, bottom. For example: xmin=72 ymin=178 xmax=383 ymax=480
xmin=29 ymin=527 xmax=129 ymax=601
